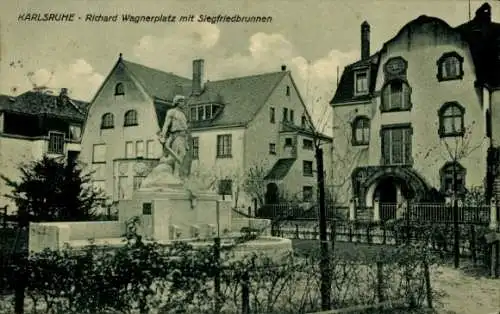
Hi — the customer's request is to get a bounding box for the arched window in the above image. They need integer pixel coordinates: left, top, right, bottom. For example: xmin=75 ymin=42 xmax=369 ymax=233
xmin=381 ymin=79 xmax=411 ymax=112
xmin=352 ymin=116 xmax=370 ymax=145
xmin=115 ymin=83 xmax=124 ymax=96
xmin=100 ymin=113 xmax=114 ymax=129
xmin=437 ymin=52 xmax=464 ymax=81
xmin=124 ymin=110 xmax=138 ymax=127
xmin=440 ymin=162 xmax=466 ymax=195
xmin=438 ymin=102 xmax=465 ymax=137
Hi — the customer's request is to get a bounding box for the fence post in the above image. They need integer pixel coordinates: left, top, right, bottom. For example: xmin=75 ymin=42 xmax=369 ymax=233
xmin=470 ymin=225 xmax=477 ymax=266
xmin=330 ymin=220 xmax=336 ymax=252
xmin=214 ymin=237 xmax=222 ymax=313
xmin=14 ymin=254 xmax=26 ymax=314
xmin=349 ymin=198 xmax=356 ymax=221
xmin=423 ymin=258 xmax=433 ymax=309
xmin=241 ymin=271 xmax=250 ymax=314
xmin=376 ymin=262 xmax=384 ymax=303
xmin=295 ymin=224 xmax=299 ymax=239
xmin=490 ymin=200 xmax=498 ymax=231
xmin=373 ymin=198 xmax=380 ymax=222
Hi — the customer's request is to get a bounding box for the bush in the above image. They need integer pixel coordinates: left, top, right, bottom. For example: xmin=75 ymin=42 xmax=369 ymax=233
xmin=1 ymin=220 xmax=440 ymax=314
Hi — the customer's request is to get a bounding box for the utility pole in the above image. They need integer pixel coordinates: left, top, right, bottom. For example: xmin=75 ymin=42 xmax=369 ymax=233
xmin=316 ymin=146 xmax=331 ymax=310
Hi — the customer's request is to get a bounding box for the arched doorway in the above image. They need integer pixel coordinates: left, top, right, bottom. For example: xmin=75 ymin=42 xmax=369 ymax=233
xmin=373 ymin=176 xmax=415 ymax=220
xmin=265 ymin=183 xmax=279 ymax=204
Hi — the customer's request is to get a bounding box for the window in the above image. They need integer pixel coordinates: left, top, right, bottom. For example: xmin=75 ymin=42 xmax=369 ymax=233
xmin=286 ymin=85 xmax=290 ymax=96
xmin=124 ymin=110 xmax=138 ymax=126
xmin=101 ymin=113 xmax=114 ymax=129
xmin=192 ymin=137 xmax=199 ymax=159
xmin=48 ymin=132 xmax=65 ymax=155
xmin=381 ymin=80 xmax=411 ymax=112
xmin=303 ymin=139 xmax=313 ymax=150
xmin=303 ymin=186 xmax=313 ymax=202
xmin=352 ymin=116 xmax=370 ymax=145
xmin=285 ymin=138 xmax=293 ymax=146
xmin=301 ymin=115 xmax=307 ymax=128
xmin=438 ymin=102 xmax=465 ymax=137
xmin=283 ymin=108 xmax=288 ymax=122
xmin=136 ymin=140 xmax=145 ymax=158
xmin=115 ymin=82 xmax=124 ymax=96
xmin=69 ymin=125 xmax=81 ymax=141
xmin=125 ymin=141 xmax=134 ymax=158
xmin=92 ymin=144 xmax=106 ymax=163
xmin=269 ymin=143 xmax=276 ymax=154
xmin=440 ymin=162 xmax=466 ymax=195
xmin=290 ymin=110 xmax=295 ymax=124
xmin=355 ymin=71 xmax=369 ymax=95
xmin=303 ymin=160 xmax=313 ymax=177
xmin=270 ymin=107 xmax=275 ymax=124
xmin=381 ymin=125 xmax=412 ymax=165
xmin=216 ymin=134 xmax=232 ymax=158
xmin=146 ymin=140 xmax=156 ymax=158
xmin=437 ymin=52 xmax=464 ymax=81
xmin=190 ymin=104 xmax=219 ymax=122
xmin=218 ymin=179 xmax=232 ymax=196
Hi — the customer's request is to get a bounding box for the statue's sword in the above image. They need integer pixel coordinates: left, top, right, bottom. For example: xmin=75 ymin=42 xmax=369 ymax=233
xmin=160 ymin=139 xmax=182 ymax=165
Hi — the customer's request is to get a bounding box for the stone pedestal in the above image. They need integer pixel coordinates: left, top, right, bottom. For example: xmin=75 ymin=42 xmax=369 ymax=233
xmin=118 ymin=187 xmax=232 ymax=242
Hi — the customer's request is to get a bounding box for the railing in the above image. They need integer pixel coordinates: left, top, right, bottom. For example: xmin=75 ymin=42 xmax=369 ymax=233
xmin=255 ymin=203 xmax=348 ymax=221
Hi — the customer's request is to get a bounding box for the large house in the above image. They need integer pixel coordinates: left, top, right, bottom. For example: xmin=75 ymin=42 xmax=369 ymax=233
xmin=0 ymin=88 xmax=88 ymax=212
xmin=330 ymin=3 xmax=500 ymax=211
xmin=80 ymin=55 xmax=332 ymax=209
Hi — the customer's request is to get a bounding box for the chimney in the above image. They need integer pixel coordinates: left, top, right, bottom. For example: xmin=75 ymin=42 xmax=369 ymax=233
xmin=60 ymin=88 xmax=68 ymax=97
xmin=475 ymin=3 xmax=491 ymax=24
xmin=281 ymin=65 xmax=287 ymax=71
xmin=361 ymin=21 xmax=370 ymax=60
xmin=192 ymin=59 xmax=205 ymax=96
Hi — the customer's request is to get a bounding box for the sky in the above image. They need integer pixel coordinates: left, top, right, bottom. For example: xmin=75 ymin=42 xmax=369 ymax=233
xmin=1 ymin=0 xmax=500 ymax=133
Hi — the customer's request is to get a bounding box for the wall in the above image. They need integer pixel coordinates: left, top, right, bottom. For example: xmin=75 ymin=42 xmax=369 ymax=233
xmin=80 ymin=61 xmax=160 ymax=199
xmin=0 ymin=135 xmax=83 ymax=213
xmin=372 ymin=22 xmax=487 ymax=189
xmin=246 ymin=71 xmax=319 ymax=201
xmin=332 ymin=20 xmax=488 ymax=203
xmin=190 ymin=127 xmax=246 ymax=205
xmin=331 ymin=102 xmax=371 ymax=205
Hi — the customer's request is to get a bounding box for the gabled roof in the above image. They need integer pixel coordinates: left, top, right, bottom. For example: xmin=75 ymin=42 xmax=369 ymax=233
xmin=331 ymin=2 xmax=500 ymax=105
xmin=0 ymin=91 xmax=88 ymax=121
xmin=188 ymin=71 xmax=288 ymax=128
xmin=107 ymin=57 xmax=290 ymax=129
xmin=264 ymin=158 xmax=296 ymax=180
xmin=122 ymin=60 xmax=192 ymax=100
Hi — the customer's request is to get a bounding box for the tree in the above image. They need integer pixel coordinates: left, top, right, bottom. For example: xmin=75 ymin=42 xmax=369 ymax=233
xmin=1 ymin=156 xmax=107 ymax=226
xmin=416 ymin=120 xmax=487 ymax=268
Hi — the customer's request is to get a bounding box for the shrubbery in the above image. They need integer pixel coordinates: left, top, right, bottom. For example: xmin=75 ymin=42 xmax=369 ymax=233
xmin=1 ymin=219 xmax=440 ymax=314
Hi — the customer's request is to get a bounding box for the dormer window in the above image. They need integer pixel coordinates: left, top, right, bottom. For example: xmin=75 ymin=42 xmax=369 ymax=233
xmin=437 ymin=52 xmax=464 ymax=81
xmin=354 ymin=70 xmax=369 ymax=95
xmin=115 ymin=82 xmax=124 ymax=96
xmin=190 ymin=104 xmax=220 ymax=122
